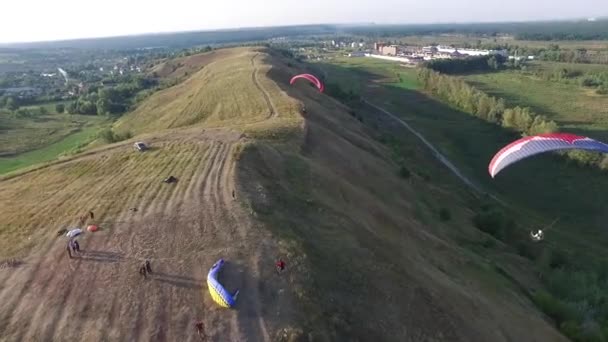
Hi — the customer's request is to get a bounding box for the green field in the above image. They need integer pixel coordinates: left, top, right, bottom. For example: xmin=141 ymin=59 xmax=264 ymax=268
xmin=316 ymin=55 xmax=608 ymax=340
xmin=463 ymin=67 xmax=608 ymax=140
xmin=0 ymin=113 xmax=105 ymax=156
xmin=22 ymin=100 xmax=70 ymax=114
xmin=0 ymin=122 xmax=104 ymax=174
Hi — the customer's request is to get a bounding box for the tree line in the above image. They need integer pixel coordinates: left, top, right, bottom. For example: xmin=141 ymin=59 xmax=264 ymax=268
xmin=418 ymin=66 xmax=608 ymax=170
xmin=417 ymin=68 xmax=558 ymax=135
xmin=66 ymin=75 xmax=157 ymax=116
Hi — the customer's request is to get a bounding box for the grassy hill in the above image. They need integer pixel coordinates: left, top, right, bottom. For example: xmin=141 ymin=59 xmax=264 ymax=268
xmin=0 ymin=47 xmax=569 ymax=341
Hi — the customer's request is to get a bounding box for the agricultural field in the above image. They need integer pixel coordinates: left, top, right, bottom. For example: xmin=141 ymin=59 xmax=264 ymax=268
xmin=0 ymin=113 xmax=107 ymax=174
xmin=463 ymin=64 xmax=608 ymax=139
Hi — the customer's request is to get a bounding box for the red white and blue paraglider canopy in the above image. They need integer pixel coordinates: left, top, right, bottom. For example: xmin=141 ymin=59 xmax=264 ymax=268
xmin=489 ymin=133 xmax=608 ymax=178
xmin=289 ymin=74 xmax=324 ymax=93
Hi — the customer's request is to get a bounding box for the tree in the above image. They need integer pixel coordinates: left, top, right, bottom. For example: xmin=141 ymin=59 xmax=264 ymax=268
xmin=67 ymin=102 xmax=77 ymax=114
xmin=78 ymin=101 xmax=97 ymax=115
xmin=96 ymin=98 xmax=110 ymax=115
xmin=38 ymin=106 xmax=48 ymax=115
xmin=6 ymin=97 xmax=18 ymax=111
xmin=55 ymin=103 xmax=65 ymax=113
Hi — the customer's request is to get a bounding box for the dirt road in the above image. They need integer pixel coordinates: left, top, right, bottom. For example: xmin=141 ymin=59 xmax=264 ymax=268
xmin=363 ymin=99 xmax=483 ymax=193
xmin=251 ymin=54 xmax=278 ymax=119
xmin=0 ymin=131 xmax=278 ymax=341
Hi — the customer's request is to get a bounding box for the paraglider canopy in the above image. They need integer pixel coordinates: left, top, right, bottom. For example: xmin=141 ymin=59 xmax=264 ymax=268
xmin=290 ymin=74 xmax=324 ymax=92
xmin=488 ymin=133 xmax=608 ymax=178
xmin=66 ymin=228 xmax=82 ymax=238
xmin=207 ymin=259 xmax=239 ymax=308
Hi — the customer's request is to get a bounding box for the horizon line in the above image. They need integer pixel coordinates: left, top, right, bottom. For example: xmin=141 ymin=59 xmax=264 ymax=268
xmin=1 ymin=16 xmax=605 ymax=46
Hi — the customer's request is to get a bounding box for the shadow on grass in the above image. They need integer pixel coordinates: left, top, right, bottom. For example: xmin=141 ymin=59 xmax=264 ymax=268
xmin=152 ymin=272 xmax=201 ymax=289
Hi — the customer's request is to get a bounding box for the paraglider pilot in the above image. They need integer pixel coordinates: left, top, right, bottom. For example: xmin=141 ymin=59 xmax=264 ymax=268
xmin=530 ymin=229 xmax=544 ymax=242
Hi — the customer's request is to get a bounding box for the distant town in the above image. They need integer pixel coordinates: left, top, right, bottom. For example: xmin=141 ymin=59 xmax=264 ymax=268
xmin=348 ymin=41 xmax=534 ymax=65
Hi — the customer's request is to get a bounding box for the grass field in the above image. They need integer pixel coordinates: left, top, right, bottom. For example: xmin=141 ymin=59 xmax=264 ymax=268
xmin=22 ymin=100 xmax=70 ymax=114
xmin=0 ymin=123 xmax=104 ymax=174
xmin=0 ymin=114 xmax=101 ymax=155
xmin=463 ymin=67 xmax=608 ymax=140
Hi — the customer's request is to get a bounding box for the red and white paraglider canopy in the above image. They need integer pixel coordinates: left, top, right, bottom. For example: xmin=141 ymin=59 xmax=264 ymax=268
xmin=488 ymin=133 xmax=608 ymax=178
xmin=289 ymin=74 xmax=324 ymax=92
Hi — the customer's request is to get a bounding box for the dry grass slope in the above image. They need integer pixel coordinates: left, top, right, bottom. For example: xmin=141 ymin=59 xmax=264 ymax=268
xmin=0 ymin=47 xmax=568 ymax=342
xmin=117 ymin=47 xmax=301 ymax=137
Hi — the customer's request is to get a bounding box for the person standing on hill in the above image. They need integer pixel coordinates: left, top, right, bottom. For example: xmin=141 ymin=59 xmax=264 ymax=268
xmin=276 ymin=259 xmax=286 ymax=275
xmin=89 ymin=211 xmax=94 ymax=220
xmin=139 ymin=263 xmax=148 ymax=279
xmin=195 ymin=321 xmax=206 ymax=341
xmin=78 ymin=215 xmax=86 ymax=226
xmin=73 ymin=239 xmax=81 ymax=254
xmin=66 ymin=242 xmax=73 ymax=259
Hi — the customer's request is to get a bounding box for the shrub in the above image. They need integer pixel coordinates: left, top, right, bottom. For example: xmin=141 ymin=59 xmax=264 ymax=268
xmin=596 ymin=86 xmax=608 ymax=95
xmin=99 ymin=128 xmax=132 ymax=143
xmin=472 ymin=208 xmax=514 ymax=240
xmin=55 ymin=103 xmax=65 ymax=113
xmin=399 ymin=166 xmax=411 ymax=179
xmin=439 ymin=208 xmax=451 ymax=221
xmin=532 ymin=290 xmax=578 ymax=326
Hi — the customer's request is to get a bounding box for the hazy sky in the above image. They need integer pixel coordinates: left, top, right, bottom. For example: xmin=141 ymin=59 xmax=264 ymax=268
xmin=1 ymin=0 xmax=606 ymax=43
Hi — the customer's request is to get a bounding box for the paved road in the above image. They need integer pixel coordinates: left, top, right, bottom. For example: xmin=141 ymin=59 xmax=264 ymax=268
xmin=363 ymin=99 xmax=484 ymax=193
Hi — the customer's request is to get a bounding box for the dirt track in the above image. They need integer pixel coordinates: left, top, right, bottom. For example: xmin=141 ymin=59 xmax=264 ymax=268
xmin=251 ymin=54 xmax=278 ymax=119
xmin=0 ymin=131 xmax=283 ymax=341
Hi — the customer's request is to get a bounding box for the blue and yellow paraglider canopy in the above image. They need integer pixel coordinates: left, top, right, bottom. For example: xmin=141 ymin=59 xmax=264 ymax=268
xmin=207 ymin=259 xmax=239 ymax=308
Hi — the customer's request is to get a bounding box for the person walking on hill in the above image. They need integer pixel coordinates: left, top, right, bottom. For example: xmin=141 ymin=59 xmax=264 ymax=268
xmin=144 ymin=259 xmax=152 ymax=274
xmin=139 ymin=263 xmax=148 ymax=279
xmin=73 ymin=239 xmax=81 ymax=254
xmin=66 ymin=242 xmax=73 ymax=259
xmin=276 ymin=259 xmax=286 ymax=275
xmin=89 ymin=211 xmax=94 ymax=220
xmin=195 ymin=320 xmax=206 ymax=341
